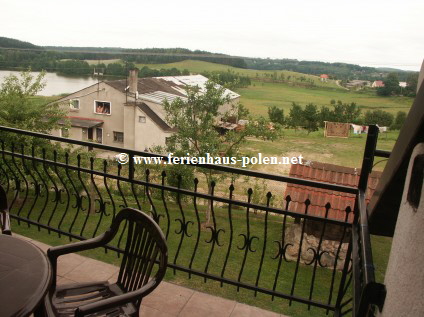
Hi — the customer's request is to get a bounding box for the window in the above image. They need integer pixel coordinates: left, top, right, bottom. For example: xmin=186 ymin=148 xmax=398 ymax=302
xmin=94 ymin=101 xmax=111 ymax=115
xmin=113 ymin=131 xmax=124 ymax=143
xmin=139 ymin=116 xmax=146 ymax=123
xmin=61 ymin=128 xmax=69 ymax=138
xmin=69 ymin=99 xmax=80 ymax=110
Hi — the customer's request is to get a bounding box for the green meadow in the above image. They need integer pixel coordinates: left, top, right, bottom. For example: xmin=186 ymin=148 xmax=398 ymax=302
xmin=237 ymin=81 xmax=413 ymax=117
xmin=133 ymin=59 xmax=414 ymax=117
xmin=135 ymin=60 xmax=341 ymax=89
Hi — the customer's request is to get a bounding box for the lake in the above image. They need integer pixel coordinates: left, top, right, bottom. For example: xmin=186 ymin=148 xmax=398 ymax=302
xmin=0 ymin=70 xmax=101 ymax=96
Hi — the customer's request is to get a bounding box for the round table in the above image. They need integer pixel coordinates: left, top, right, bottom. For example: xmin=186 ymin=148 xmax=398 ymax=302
xmin=0 ymin=235 xmax=52 ymax=317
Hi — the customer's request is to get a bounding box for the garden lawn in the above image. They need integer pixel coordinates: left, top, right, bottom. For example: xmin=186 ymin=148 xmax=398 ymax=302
xmin=236 ymin=81 xmax=414 ymax=117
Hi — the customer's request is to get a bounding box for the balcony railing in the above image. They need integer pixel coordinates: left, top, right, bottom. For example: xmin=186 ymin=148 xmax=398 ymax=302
xmin=0 ymin=125 xmax=386 ymax=316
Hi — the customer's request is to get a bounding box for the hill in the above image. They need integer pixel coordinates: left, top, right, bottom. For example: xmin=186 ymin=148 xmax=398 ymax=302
xmin=0 ymin=36 xmax=39 ymax=49
xmin=135 ymin=60 xmax=342 ymax=89
xmin=0 ymin=36 xmax=418 ymax=82
xmin=245 ymin=59 xmax=417 ymax=81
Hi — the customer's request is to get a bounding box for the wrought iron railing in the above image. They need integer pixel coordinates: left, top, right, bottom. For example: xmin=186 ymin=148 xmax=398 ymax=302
xmin=0 ymin=125 xmax=386 ymax=316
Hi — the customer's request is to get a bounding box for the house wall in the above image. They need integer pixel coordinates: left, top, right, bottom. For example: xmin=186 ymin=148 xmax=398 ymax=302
xmin=51 ymin=126 xmax=82 ymax=140
xmin=133 ymin=106 xmax=172 ymax=151
xmin=52 ymin=80 xmax=239 ymax=151
xmin=54 ymin=82 xmax=128 ymax=148
xmin=378 ymin=143 xmax=424 ymax=317
xmin=220 ymin=97 xmax=239 ymax=119
xmin=69 ymin=127 xmax=83 ymax=140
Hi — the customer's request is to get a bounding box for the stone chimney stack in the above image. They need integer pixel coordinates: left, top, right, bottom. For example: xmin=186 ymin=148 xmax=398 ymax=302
xmin=128 ymin=69 xmax=139 ymax=95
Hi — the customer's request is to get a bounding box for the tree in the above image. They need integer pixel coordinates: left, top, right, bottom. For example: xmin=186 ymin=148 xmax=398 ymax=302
xmin=392 ymin=111 xmax=407 ymax=130
xmin=331 ymin=101 xmax=361 ymax=123
xmin=0 ymin=70 xmax=92 ymax=203
xmin=377 ymin=72 xmax=400 ymax=96
xmin=287 ymin=102 xmax=304 ymax=131
xmin=268 ymin=106 xmax=285 ymax=125
xmin=319 ymin=106 xmax=333 ymax=127
xmin=0 ymin=70 xmax=65 ymax=136
xmin=405 ymin=73 xmax=419 ymax=96
xmin=252 ymin=117 xmax=283 ymax=141
xmin=162 ymin=81 xmax=281 ymax=224
xmin=364 ymin=110 xmax=394 ymax=127
xmin=343 ymin=102 xmax=361 ymax=123
xmin=303 ymin=103 xmax=319 ymax=134
xmin=237 ymin=103 xmax=250 ymax=120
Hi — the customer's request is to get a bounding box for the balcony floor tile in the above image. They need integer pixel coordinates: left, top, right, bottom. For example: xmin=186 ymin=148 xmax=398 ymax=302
xmin=14 ymin=234 xmax=288 ymax=317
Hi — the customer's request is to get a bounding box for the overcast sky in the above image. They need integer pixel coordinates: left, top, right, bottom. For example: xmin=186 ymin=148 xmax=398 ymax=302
xmin=1 ymin=0 xmax=423 ymax=71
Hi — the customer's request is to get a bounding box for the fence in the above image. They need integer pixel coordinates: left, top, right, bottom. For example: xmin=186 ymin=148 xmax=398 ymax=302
xmin=0 ymin=125 xmax=386 ymax=316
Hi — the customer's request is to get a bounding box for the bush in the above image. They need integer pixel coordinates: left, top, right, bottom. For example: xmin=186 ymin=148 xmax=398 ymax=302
xmin=364 ymin=110 xmax=394 ymax=127
xmin=391 ymin=111 xmax=407 ymax=130
xmin=268 ymin=106 xmax=285 ymax=125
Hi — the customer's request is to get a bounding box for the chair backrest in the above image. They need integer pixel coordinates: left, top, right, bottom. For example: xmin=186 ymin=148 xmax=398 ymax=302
xmin=0 ymin=184 xmax=11 ymax=235
xmin=108 ymin=208 xmax=168 ymax=298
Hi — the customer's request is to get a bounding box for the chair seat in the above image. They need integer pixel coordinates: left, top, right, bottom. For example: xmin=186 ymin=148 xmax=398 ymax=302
xmin=44 ymin=281 xmax=138 ymax=317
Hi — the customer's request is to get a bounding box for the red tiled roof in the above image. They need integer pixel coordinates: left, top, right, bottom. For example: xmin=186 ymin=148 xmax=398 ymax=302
xmin=374 ymin=80 xmax=385 ymax=87
xmin=285 ymin=161 xmax=381 ymax=222
xmin=320 ymin=74 xmax=329 ymax=78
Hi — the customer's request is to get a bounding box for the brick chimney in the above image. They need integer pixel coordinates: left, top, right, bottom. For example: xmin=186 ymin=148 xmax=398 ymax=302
xmin=128 ymin=69 xmax=139 ymax=96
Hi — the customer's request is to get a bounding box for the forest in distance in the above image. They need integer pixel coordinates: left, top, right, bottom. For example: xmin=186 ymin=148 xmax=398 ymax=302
xmin=0 ymin=36 xmax=418 ymax=81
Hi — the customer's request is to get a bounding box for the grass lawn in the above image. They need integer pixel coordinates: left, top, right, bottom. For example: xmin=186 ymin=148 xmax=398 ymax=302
xmin=236 ymin=81 xmax=414 ymax=117
xmin=241 ymin=129 xmax=399 ymax=176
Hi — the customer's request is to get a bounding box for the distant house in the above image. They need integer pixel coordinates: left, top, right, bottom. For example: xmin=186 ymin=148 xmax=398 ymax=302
xmin=372 ymin=80 xmax=385 ymax=88
xmin=346 ymin=80 xmax=371 ymax=89
xmin=52 ymin=71 xmax=240 ymax=151
xmin=320 ymin=74 xmax=329 ymax=82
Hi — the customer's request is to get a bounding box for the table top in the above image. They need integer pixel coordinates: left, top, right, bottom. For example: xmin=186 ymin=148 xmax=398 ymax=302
xmin=0 ymin=235 xmax=52 ymax=317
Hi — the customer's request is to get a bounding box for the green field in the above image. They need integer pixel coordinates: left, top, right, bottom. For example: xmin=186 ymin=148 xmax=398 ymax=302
xmin=132 ymin=59 xmax=414 ymax=117
xmin=242 ymin=129 xmax=398 ymax=174
xmin=85 ymin=59 xmax=122 ymax=65
xmin=237 ymin=81 xmax=413 ymax=117
xmin=135 ymin=60 xmax=341 ymax=89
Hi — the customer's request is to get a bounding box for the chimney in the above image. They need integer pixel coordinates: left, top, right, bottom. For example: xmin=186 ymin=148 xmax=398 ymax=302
xmin=128 ymin=69 xmax=139 ymax=96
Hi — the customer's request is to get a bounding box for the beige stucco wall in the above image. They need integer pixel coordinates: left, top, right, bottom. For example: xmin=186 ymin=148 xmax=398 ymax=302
xmin=220 ymin=97 xmax=240 ymax=118
xmin=133 ymin=106 xmax=172 ymax=151
xmin=378 ymin=143 xmax=424 ymax=317
xmin=52 ymin=81 xmax=239 ymax=151
xmin=68 ymin=127 xmax=83 ymax=140
xmin=54 ymin=82 xmax=128 ymax=147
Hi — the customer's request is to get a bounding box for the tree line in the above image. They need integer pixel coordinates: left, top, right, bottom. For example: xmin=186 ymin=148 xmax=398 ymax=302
xmin=1 ymin=37 xmax=418 ymax=83
xmin=376 ymin=72 xmax=418 ymax=97
xmin=201 ymin=70 xmax=251 ymax=89
xmin=0 ymin=37 xmax=247 ymax=73
xmin=268 ymin=100 xmax=407 ymax=134
xmin=245 ymin=58 xmax=417 ymax=82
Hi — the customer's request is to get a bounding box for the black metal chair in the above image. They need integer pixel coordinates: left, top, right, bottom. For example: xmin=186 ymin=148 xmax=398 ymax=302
xmin=0 ymin=184 xmax=11 ymax=235
xmin=43 ymin=208 xmax=168 ymax=317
